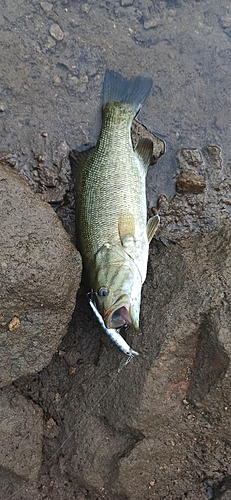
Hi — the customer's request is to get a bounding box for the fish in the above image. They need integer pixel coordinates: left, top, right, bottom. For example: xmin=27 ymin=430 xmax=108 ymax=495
xmin=70 ymin=69 xmax=160 ymax=337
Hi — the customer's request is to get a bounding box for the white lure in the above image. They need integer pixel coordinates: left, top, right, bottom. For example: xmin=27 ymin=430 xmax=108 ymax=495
xmin=89 ymin=298 xmax=139 ymax=358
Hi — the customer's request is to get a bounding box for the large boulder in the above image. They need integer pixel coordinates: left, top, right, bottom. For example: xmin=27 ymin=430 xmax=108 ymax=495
xmin=0 ymin=164 xmax=81 ymax=387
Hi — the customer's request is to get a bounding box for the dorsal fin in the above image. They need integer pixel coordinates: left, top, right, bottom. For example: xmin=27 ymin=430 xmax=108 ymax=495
xmin=147 ymin=215 xmax=160 ymax=243
xmin=135 ymin=138 xmax=153 ymax=170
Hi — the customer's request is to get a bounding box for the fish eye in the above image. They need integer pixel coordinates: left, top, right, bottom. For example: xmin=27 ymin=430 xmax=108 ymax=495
xmin=98 ymin=286 xmax=109 ymax=297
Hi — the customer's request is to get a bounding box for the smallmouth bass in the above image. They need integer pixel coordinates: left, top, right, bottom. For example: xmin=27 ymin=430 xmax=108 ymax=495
xmin=70 ymin=70 xmax=159 ymax=333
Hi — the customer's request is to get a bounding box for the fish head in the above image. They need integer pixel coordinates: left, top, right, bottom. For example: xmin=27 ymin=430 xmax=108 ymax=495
xmin=93 ymin=243 xmax=142 ymax=330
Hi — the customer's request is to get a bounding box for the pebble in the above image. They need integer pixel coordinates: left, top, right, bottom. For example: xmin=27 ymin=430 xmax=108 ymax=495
xmin=40 ymin=1 xmax=53 ymax=12
xmin=54 ymin=75 xmax=62 ymax=85
xmin=68 ymin=76 xmax=79 ymax=86
xmin=177 ymin=148 xmax=203 ymax=167
xmin=46 ymin=36 xmax=56 ymax=49
xmin=220 ymin=15 xmax=231 ymax=28
xmin=8 ymin=317 xmax=20 ymax=331
xmin=176 ymin=171 xmax=206 ymax=195
xmin=81 ymin=3 xmax=91 ymax=14
xmin=80 ymin=74 xmax=88 ymax=83
xmin=49 ymin=23 xmax=64 ymax=41
xmin=144 ymin=18 xmax=159 ymax=29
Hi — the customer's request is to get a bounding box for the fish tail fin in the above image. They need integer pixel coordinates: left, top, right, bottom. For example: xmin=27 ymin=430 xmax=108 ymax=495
xmin=103 ymin=70 xmax=152 ymax=115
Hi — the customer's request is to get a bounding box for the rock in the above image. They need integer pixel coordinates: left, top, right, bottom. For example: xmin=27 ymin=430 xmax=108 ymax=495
xmin=40 ymin=1 xmax=53 ymax=12
xmin=158 ymin=146 xmax=230 ymax=241
xmin=176 ymin=171 xmax=206 ymax=194
xmin=0 ymin=164 xmax=81 ymax=387
xmin=0 ymin=386 xmax=43 ymax=480
xmin=49 ymin=24 xmax=64 ymax=41
xmin=143 ymin=18 xmax=160 ymax=29
xmin=176 ymin=148 xmax=203 ymax=168
xmin=220 ymin=15 xmax=231 ymax=28
xmin=131 ymin=118 xmax=165 ymax=165
xmin=81 ymin=3 xmax=91 ymax=14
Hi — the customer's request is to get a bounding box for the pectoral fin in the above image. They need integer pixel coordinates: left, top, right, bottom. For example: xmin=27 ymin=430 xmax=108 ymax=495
xmin=147 ymin=215 xmax=160 ymax=243
xmin=118 ymin=212 xmax=135 ymax=241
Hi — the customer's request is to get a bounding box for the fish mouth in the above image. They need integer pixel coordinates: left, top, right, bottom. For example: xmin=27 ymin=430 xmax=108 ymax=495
xmin=104 ymin=295 xmax=133 ymax=329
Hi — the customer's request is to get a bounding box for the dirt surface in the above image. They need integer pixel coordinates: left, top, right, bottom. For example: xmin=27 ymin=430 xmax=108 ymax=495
xmin=1 ymin=1 xmax=231 ymax=499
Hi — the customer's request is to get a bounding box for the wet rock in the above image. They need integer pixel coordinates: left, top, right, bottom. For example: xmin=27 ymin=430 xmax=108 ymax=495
xmin=81 ymin=3 xmax=91 ymax=14
xmin=0 ymin=164 xmax=81 ymax=387
xmin=176 ymin=148 xmax=203 ymax=169
xmin=49 ymin=24 xmax=64 ymax=41
xmin=131 ymin=118 xmax=165 ymax=165
xmin=0 ymin=386 xmax=43 ymax=480
xmin=205 ymin=145 xmax=223 ymax=170
xmin=144 ymin=18 xmax=160 ymax=29
xmin=158 ymin=146 xmax=230 ymax=241
xmin=176 ymin=171 xmax=206 ymax=194
xmin=40 ymin=1 xmax=53 ymax=12
xmin=46 ymin=35 xmax=57 ymax=50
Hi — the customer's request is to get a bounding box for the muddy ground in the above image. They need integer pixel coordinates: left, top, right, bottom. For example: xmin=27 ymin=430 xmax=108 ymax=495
xmin=1 ymin=0 xmax=231 ymax=499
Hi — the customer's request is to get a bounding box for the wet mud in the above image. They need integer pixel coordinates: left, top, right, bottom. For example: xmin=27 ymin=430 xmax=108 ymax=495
xmin=1 ymin=0 xmax=231 ymax=499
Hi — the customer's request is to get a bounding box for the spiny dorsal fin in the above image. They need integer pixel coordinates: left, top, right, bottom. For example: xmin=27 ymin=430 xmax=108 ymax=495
xmin=135 ymin=138 xmax=153 ymax=170
xmin=147 ymin=214 xmax=160 ymax=243
xmin=69 ymin=147 xmax=95 ymax=181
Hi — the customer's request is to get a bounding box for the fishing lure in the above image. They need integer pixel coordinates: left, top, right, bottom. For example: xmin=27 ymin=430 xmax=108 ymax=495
xmin=89 ymin=298 xmax=139 ymax=358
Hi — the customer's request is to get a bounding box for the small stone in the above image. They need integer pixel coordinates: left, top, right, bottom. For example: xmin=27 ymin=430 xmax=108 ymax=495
xmin=220 ymin=15 xmax=231 ymax=28
xmin=68 ymin=76 xmax=79 ymax=86
xmin=40 ymin=1 xmax=53 ymax=12
xmin=54 ymin=75 xmax=61 ymax=84
xmin=46 ymin=417 xmax=56 ymax=429
xmin=46 ymin=36 xmax=56 ymax=49
xmin=80 ymin=74 xmax=88 ymax=83
xmin=144 ymin=18 xmax=159 ymax=29
xmin=41 ymin=131 xmax=48 ymax=137
xmin=81 ymin=3 xmax=91 ymax=13
xmin=49 ymin=23 xmax=64 ymax=41
xmin=176 ymin=171 xmax=206 ymax=194
xmin=176 ymin=148 xmax=203 ymax=167
xmin=8 ymin=317 xmax=20 ymax=331
xmin=69 ymin=366 xmax=77 ymax=374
